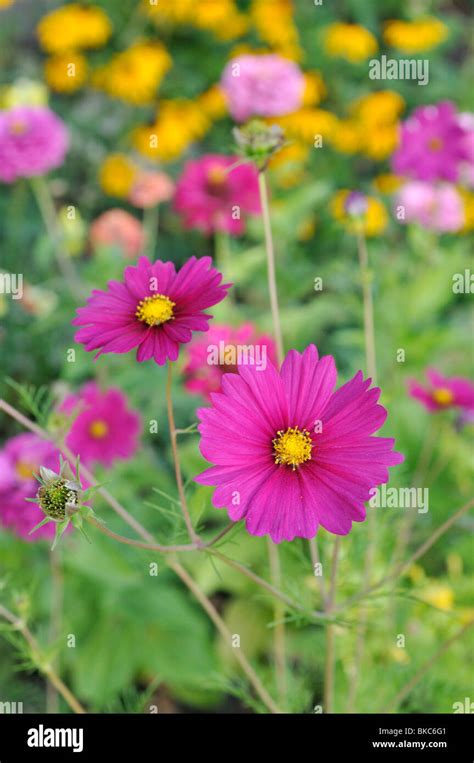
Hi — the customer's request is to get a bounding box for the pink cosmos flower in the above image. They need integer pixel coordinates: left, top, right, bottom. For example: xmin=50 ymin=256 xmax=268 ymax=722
xmin=0 ymin=433 xmax=68 ymax=541
xmin=395 ymin=182 xmax=465 ymax=232
xmin=195 ymin=345 xmax=404 ymax=543
xmin=408 ymin=368 xmax=474 ymax=412
xmin=174 ymin=154 xmax=261 ymax=236
xmin=72 ymin=255 xmax=230 ymax=365
xmin=221 ymin=54 xmax=304 ymax=123
xmin=0 ymin=105 xmax=69 ymax=183
xmin=60 ymin=382 xmax=142 ymax=467
xmin=129 ymin=170 xmax=175 ymax=208
xmin=391 ymin=101 xmax=470 ymax=183
xmin=183 ymin=323 xmax=277 ymax=400
xmin=89 ymin=209 xmax=145 ymax=259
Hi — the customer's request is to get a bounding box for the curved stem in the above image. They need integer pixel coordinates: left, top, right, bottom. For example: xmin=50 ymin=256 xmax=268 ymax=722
xmin=382 ymin=620 xmax=474 ymax=712
xmin=166 ymin=363 xmax=199 ymax=543
xmin=0 ymin=604 xmax=85 ymax=714
xmin=143 ymin=204 xmax=159 ymax=260
xmin=267 ymin=539 xmax=287 ymax=707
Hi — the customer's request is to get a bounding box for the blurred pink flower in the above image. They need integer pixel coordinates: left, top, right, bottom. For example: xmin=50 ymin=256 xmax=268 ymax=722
xmin=457 ymin=112 xmax=474 ymax=187
xmin=221 ymin=54 xmax=304 ymax=123
xmin=129 ymin=170 xmax=175 ymax=208
xmin=174 ymin=154 xmax=260 ymax=235
xmin=391 ymin=101 xmax=470 ymax=183
xmin=0 ymin=433 xmax=68 ymax=541
xmin=395 ymin=181 xmax=465 ymax=232
xmin=60 ymin=382 xmax=142 ymax=467
xmin=0 ymin=105 xmax=68 ymax=183
xmin=89 ymin=209 xmax=145 ymax=259
xmin=408 ymin=368 xmax=474 ymax=412
xmin=183 ymin=323 xmax=277 ymax=400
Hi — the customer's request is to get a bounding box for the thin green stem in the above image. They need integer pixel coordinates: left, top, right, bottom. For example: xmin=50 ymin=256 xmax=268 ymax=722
xmin=29 ymin=176 xmax=85 ymax=300
xmin=166 ymin=363 xmax=199 ymax=543
xmin=267 ymin=539 xmax=287 ymax=707
xmin=46 ymin=549 xmax=62 ymax=713
xmin=143 ymin=204 xmax=160 ymax=260
xmin=258 ymin=170 xmax=284 ymax=364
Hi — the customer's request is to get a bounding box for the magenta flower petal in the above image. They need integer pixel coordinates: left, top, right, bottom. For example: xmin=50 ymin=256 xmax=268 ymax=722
xmin=196 ymin=345 xmax=404 ymax=543
xmin=409 ymin=368 xmax=474 ymax=411
xmin=73 ymin=256 xmax=230 ymax=365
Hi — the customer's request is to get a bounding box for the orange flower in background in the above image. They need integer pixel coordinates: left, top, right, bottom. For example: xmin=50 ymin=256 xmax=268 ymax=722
xmin=251 ymin=0 xmax=303 ymax=61
xmin=331 ymin=190 xmax=388 ymax=237
xmin=145 ymin=0 xmax=248 ymax=41
xmin=89 ymin=209 xmax=145 ymax=259
xmin=133 ymin=101 xmax=210 ymax=162
xmin=384 ymin=17 xmax=448 ymax=53
xmin=129 ymin=171 xmax=175 ymax=209
xmin=44 ymin=53 xmax=88 ymax=94
xmin=324 ymin=23 xmax=378 ymax=63
xmin=0 ymin=0 xmax=15 ymax=9
xmin=99 ymin=154 xmax=137 ymax=199
xmin=37 ymin=3 xmax=112 ymax=54
xmin=92 ymin=42 xmax=171 ymax=105
xmin=302 ymin=72 xmax=327 ymax=106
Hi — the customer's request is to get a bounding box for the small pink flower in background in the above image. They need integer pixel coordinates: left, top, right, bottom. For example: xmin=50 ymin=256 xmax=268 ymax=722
xmin=174 ymin=154 xmax=261 ymax=235
xmin=457 ymin=112 xmax=474 ymax=187
xmin=89 ymin=209 xmax=145 ymax=259
xmin=0 ymin=105 xmax=69 ymax=183
xmin=73 ymin=255 xmax=230 ymax=365
xmin=129 ymin=170 xmax=175 ymax=208
xmin=395 ymin=182 xmax=465 ymax=232
xmin=391 ymin=101 xmax=470 ymax=183
xmin=221 ymin=54 xmax=304 ymax=123
xmin=408 ymin=368 xmax=474 ymax=412
xmin=0 ymin=433 xmax=69 ymax=541
xmin=183 ymin=323 xmax=277 ymax=400
xmin=60 ymin=382 xmax=142 ymax=467
xmin=195 ymin=344 xmax=403 ymax=543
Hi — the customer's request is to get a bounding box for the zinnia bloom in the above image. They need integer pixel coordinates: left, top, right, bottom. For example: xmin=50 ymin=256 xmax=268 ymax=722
xmin=73 ymin=256 xmax=230 ymax=365
xmin=89 ymin=209 xmax=145 ymax=259
xmin=395 ymin=182 xmax=465 ymax=232
xmin=220 ymin=54 xmax=304 ymax=122
xmin=0 ymin=433 xmax=67 ymax=541
xmin=0 ymin=106 xmax=69 ymax=183
xmin=129 ymin=170 xmax=175 ymax=208
xmin=37 ymin=3 xmax=112 ymax=54
xmin=60 ymin=382 xmax=141 ymax=467
xmin=183 ymin=323 xmax=277 ymax=399
xmin=195 ymin=345 xmax=403 ymax=543
xmin=383 ymin=18 xmax=448 ymax=54
xmin=408 ymin=369 xmax=474 ymax=412
xmin=174 ymin=154 xmax=261 ymax=235
xmin=324 ymin=23 xmax=378 ymax=63
xmin=391 ymin=102 xmax=470 ymax=183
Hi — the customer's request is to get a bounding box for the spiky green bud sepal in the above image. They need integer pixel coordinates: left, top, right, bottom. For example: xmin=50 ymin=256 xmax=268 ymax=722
xmin=28 ymin=456 xmax=102 ymax=550
xmin=232 ymin=119 xmax=286 ymax=170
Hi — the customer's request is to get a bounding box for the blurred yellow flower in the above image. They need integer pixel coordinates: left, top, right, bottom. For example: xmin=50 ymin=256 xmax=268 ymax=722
xmin=99 ymin=154 xmax=137 ymax=198
xmin=44 ymin=53 xmax=88 ymax=94
xmin=351 ymin=90 xmax=405 ymax=126
xmin=197 ymin=85 xmax=228 ymax=120
xmin=0 ymin=0 xmax=15 ymax=8
xmin=269 ymin=142 xmax=310 ymax=188
xmin=373 ymin=173 xmax=403 ymax=194
xmin=1 ymin=78 xmax=48 ymax=108
xmin=408 ymin=564 xmax=426 ymax=584
xmin=362 ymin=123 xmax=399 ymax=160
xmin=328 ymin=119 xmax=361 ymax=154
xmin=302 ymin=72 xmax=327 ymax=107
xmin=331 ymin=190 xmax=388 ymax=237
xmin=421 ymin=583 xmax=454 ymax=611
xmin=274 ymin=108 xmax=338 ymax=145
xmin=146 ymin=0 xmax=248 ymax=41
xmin=251 ymin=0 xmax=303 ymax=60
xmin=92 ymin=42 xmax=171 ymax=105
xmin=389 ymin=646 xmax=410 ymax=664
xmin=324 ymin=23 xmax=378 ymax=63
xmin=133 ymin=101 xmax=210 ymax=162
xmin=459 ymin=189 xmax=474 ymax=232
xmin=384 ymin=18 xmax=448 ymax=53
xmin=37 ymin=4 xmax=112 ymax=54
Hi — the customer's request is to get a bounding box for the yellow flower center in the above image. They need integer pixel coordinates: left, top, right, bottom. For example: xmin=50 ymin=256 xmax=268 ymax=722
xmin=432 ymin=387 xmax=454 ymax=406
xmin=135 ymin=294 xmax=175 ymax=326
xmin=273 ymin=426 xmax=313 ymax=470
xmin=89 ymin=420 xmax=109 ymax=439
xmin=15 ymin=460 xmax=36 ymax=479
xmin=428 ymin=137 xmax=443 ymax=152
xmin=207 ymin=165 xmax=227 ymax=186
xmin=10 ymin=119 xmax=27 ymax=135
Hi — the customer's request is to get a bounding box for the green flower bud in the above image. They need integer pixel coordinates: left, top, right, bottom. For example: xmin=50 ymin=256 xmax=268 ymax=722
xmin=232 ymin=119 xmax=286 ymax=170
